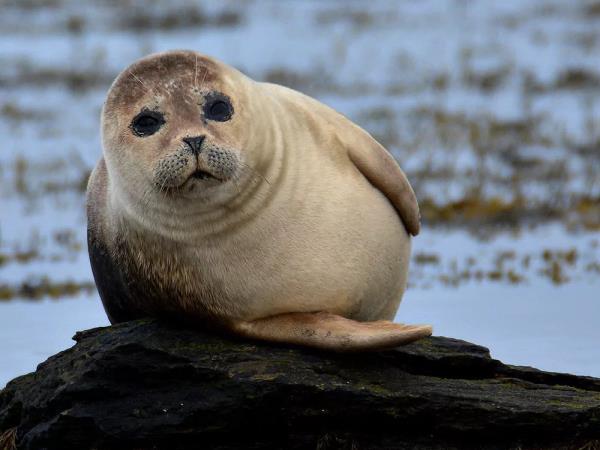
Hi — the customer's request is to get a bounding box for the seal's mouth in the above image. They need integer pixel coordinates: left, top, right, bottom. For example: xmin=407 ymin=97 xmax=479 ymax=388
xmin=190 ymin=169 xmax=215 ymax=180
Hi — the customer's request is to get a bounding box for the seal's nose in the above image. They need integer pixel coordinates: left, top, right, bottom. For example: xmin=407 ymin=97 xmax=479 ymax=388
xmin=183 ymin=135 xmax=205 ymax=155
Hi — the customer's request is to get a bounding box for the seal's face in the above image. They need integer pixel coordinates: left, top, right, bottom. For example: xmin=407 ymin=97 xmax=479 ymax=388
xmin=136 ymin=88 xmax=239 ymax=196
xmin=102 ymin=51 xmax=253 ymax=205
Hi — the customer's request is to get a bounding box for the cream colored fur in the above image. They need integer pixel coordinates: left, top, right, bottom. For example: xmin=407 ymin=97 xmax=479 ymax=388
xmin=90 ymin=50 xmax=432 ymax=351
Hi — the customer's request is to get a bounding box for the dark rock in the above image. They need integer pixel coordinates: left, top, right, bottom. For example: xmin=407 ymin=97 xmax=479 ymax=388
xmin=1 ymin=319 xmax=599 ymax=449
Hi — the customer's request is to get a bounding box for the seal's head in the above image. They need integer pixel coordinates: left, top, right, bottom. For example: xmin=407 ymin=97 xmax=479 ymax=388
xmin=102 ymin=50 xmax=259 ymax=209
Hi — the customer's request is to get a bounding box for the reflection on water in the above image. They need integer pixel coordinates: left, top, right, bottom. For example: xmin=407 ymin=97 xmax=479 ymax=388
xmin=1 ymin=0 xmax=599 ymax=386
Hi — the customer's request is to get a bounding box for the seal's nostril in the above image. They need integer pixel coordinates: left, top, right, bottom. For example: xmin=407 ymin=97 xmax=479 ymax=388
xmin=183 ymin=135 xmax=206 ymax=155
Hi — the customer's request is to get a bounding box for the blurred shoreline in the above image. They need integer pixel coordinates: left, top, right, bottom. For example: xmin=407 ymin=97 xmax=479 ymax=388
xmin=0 ymin=0 xmax=599 ymax=383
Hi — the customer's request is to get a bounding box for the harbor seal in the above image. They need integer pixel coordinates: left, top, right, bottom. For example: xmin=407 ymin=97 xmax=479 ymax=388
xmin=87 ymin=50 xmax=432 ymax=351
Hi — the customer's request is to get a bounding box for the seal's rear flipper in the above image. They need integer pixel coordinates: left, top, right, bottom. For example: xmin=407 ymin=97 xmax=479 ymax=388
xmin=232 ymin=312 xmax=432 ymax=352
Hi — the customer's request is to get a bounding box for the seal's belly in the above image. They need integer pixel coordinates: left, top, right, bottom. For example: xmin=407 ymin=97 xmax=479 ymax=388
xmin=200 ymin=170 xmax=411 ymax=322
xmin=120 ymin=167 xmax=411 ymax=323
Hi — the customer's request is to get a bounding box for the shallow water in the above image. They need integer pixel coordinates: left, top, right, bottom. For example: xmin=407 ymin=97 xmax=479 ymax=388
xmin=1 ymin=0 xmax=599 ymax=387
xmin=0 ymin=295 xmax=108 ymax=386
xmin=401 ymin=281 xmax=600 ymax=377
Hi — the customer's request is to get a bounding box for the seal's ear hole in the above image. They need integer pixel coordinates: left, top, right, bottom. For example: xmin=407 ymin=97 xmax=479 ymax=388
xmin=204 ymin=92 xmax=233 ymax=122
xmin=130 ymin=110 xmax=165 ymax=137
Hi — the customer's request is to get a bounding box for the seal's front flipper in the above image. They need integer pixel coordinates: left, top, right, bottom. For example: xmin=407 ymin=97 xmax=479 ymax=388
xmin=232 ymin=312 xmax=432 ymax=352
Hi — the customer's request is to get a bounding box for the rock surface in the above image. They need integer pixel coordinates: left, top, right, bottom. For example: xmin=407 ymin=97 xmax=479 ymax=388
xmin=1 ymin=319 xmax=599 ymax=449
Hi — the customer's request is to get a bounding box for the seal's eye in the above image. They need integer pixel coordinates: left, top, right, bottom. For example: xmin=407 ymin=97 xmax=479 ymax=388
xmin=131 ymin=110 xmax=165 ymax=137
xmin=204 ymin=93 xmax=233 ymax=122
xmin=210 ymin=101 xmax=229 ymax=118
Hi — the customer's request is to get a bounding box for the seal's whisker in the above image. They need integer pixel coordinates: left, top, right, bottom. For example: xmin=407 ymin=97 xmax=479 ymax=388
xmin=158 ymin=174 xmax=171 ymax=201
xmin=199 ymin=66 xmax=209 ymax=88
xmin=240 ymin=162 xmax=271 ymax=186
xmin=194 ymin=54 xmax=198 ymax=91
xmin=237 ymin=164 xmax=264 ymax=189
xmin=129 ymin=70 xmax=151 ymax=94
xmin=140 ymin=185 xmax=158 ymax=215
xmin=145 ymin=181 xmax=161 ymax=210
xmin=140 ymin=187 xmax=150 ymax=210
